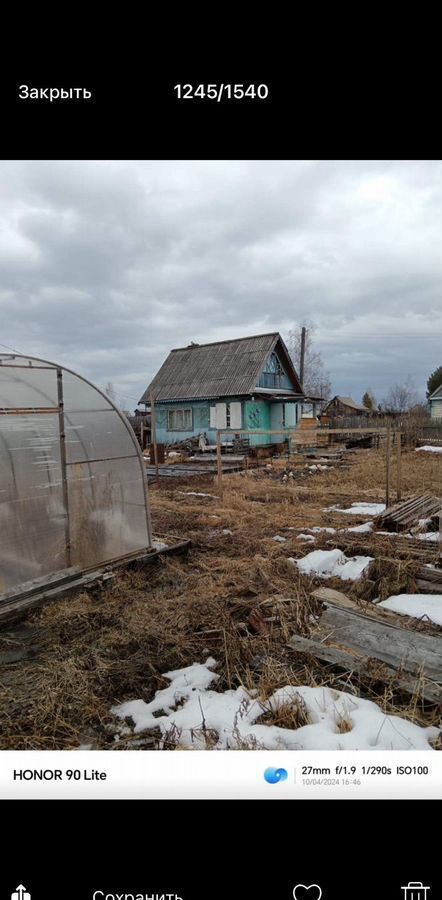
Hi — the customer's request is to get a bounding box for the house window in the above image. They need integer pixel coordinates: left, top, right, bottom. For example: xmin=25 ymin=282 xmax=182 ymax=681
xmin=282 ymin=404 xmax=286 ymax=427
xmin=262 ymin=352 xmax=284 ymax=387
xmin=226 ymin=403 xmax=231 ymax=427
xmin=167 ymin=408 xmax=193 ymax=431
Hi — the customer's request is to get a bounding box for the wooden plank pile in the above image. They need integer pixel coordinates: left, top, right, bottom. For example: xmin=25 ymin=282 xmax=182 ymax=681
xmin=290 ymin=601 xmax=442 ymax=703
xmin=415 ymin=566 xmax=442 ymax=593
xmin=334 ymin=532 xmax=439 ymax=563
xmin=376 ymin=494 xmax=442 ymax=532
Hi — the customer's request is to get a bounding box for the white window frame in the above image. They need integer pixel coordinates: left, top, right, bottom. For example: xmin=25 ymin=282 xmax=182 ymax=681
xmin=167 ymin=408 xmax=193 ymax=431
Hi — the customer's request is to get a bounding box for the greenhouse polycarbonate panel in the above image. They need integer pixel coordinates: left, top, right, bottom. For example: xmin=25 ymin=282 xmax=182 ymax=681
xmin=67 ymin=457 xmax=150 ymax=567
xmin=0 ymin=413 xmax=62 ymax=500
xmin=0 ymin=365 xmax=59 ymax=409
xmin=0 ymin=353 xmax=152 ymax=598
xmin=61 ymin=371 xmax=115 ymax=412
xmin=64 ymin=410 xmax=139 ymax=463
xmin=0 ymin=414 xmax=68 ymax=591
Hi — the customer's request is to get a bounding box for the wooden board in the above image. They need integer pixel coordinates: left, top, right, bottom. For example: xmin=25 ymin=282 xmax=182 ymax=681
xmin=0 ymin=569 xmax=110 ymax=623
xmin=311 ymin=587 xmax=413 ymax=625
xmin=0 ymin=567 xmax=81 ymax=603
xmin=288 ymin=633 xmax=441 ymax=704
xmin=416 ymin=566 xmax=442 ymax=594
xmin=311 ymin=587 xmax=358 ymax=610
xmin=316 ymin=605 xmax=442 ymax=683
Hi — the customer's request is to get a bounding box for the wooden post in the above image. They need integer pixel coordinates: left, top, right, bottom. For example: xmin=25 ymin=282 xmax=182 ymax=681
xmin=385 ymin=420 xmax=391 ymax=508
xmin=150 ymin=392 xmax=159 ymax=479
xmin=396 ymin=431 xmax=402 ymax=502
xmin=216 ymin=430 xmax=223 ymax=499
xmin=140 ymin=419 xmax=144 ymax=451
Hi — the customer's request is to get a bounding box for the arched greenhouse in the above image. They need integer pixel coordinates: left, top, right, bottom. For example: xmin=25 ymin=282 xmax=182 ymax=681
xmin=0 ymin=353 xmax=153 ymax=597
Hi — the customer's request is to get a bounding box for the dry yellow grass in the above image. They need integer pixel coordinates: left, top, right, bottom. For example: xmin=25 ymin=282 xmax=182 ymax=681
xmin=0 ymin=445 xmax=440 ymax=749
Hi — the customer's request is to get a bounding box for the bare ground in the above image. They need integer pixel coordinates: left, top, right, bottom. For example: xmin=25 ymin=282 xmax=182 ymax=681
xmin=1 ymin=446 xmax=441 ymax=749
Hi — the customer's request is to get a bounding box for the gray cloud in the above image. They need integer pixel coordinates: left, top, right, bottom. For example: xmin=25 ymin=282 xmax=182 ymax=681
xmin=0 ymin=160 xmax=441 ymax=408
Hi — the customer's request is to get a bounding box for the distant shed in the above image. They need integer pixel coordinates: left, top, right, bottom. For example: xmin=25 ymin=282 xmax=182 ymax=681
xmin=322 ymin=395 xmax=371 ymax=419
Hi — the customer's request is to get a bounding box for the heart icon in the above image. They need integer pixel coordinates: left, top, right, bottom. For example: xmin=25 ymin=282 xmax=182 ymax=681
xmin=293 ymin=885 xmax=322 ymax=900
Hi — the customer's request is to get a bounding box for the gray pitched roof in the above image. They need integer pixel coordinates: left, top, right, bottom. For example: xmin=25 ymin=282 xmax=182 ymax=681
xmin=429 ymin=383 xmax=442 ymax=400
xmin=139 ymin=332 xmax=304 ymax=403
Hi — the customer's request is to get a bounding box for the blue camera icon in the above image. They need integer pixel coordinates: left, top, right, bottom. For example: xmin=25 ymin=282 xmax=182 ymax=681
xmin=264 ymin=767 xmax=288 ymax=784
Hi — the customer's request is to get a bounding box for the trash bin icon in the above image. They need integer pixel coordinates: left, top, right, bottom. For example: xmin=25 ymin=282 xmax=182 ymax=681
xmin=401 ymin=883 xmax=430 ymax=900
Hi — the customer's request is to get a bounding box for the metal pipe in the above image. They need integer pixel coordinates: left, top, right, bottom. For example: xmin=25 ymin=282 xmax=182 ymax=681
xmin=57 ymin=368 xmax=72 ymax=568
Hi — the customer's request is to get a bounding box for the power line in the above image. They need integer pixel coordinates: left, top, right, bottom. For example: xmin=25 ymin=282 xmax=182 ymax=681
xmin=319 ymin=334 xmax=442 ymax=340
xmin=0 ymin=341 xmax=25 ymax=354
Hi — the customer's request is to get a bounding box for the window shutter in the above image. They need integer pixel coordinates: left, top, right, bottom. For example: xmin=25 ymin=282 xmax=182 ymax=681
xmin=209 ymin=406 xmax=217 ymax=428
xmin=216 ymin=403 xmax=227 ymax=429
xmin=229 ymin=401 xmax=242 ymax=429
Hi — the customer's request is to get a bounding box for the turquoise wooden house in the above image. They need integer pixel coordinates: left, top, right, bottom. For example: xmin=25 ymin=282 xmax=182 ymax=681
xmin=429 ymin=383 xmax=442 ymax=419
xmin=139 ymin=333 xmax=306 ymax=446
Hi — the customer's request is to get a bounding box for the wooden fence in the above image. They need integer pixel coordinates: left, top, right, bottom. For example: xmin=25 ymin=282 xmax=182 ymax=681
xmin=215 ymin=425 xmax=402 ymax=505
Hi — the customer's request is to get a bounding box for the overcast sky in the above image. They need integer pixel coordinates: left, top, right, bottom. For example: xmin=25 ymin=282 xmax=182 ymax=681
xmin=0 ymin=160 xmax=441 ymax=408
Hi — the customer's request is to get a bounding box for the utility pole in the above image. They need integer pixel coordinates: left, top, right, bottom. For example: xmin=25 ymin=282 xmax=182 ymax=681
xmin=299 ymin=326 xmax=306 ymax=387
xmin=150 ymin=392 xmax=159 ymax=479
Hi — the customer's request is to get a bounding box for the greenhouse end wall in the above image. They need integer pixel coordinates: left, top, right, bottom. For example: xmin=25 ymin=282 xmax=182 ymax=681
xmin=0 ymin=354 xmax=153 ymax=595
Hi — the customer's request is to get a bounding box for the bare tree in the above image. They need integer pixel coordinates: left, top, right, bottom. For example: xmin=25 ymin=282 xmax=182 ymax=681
xmin=286 ymin=321 xmax=331 ymax=403
xmin=382 ymin=376 xmax=420 ymax=414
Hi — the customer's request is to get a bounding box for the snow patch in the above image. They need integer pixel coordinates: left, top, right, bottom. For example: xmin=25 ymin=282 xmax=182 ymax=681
xmin=178 ymin=492 xmax=219 ymax=498
xmin=416 ymin=445 xmax=442 ymax=454
xmin=290 ymin=548 xmax=373 ymax=581
xmin=379 ymin=594 xmax=442 ymax=626
xmin=346 ymin=522 xmax=374 ymax=534
xmin=111 ymin=660 xmax=439 ymax=750
xmin=308 ymin=526 xmax=336 ymax=534
xmin=151 ymin=539 xmax=168 ymax=551
xmin=272 ymin=535 xmax=287 ymax=542
xmin=328 ymin=502 xmax=386 ymax=516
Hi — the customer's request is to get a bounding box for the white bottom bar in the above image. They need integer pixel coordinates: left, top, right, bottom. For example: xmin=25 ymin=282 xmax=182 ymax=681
xmin=1 ymin=751 xmax=441 ymax=799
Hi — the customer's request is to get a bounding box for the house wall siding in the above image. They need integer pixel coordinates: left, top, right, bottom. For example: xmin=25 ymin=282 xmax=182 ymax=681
xmin=154 ymin=398 xmax=246 ymax=444
xmin=154 ymin=400 xmax=210 ymax=444
xmin=430 ymin=399 xmax=442 ymax=419
xmin=244 ymin=400 xmax=273 ymax=445
xmin=153 ymin=398 xmax=302 ymax=445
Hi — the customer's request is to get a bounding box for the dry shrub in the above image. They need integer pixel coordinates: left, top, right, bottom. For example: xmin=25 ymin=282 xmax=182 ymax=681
xmin=257 ymin=696 xmax=310 ymax=731
xmin=352 ymin=555 xmax=421 ymax=603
